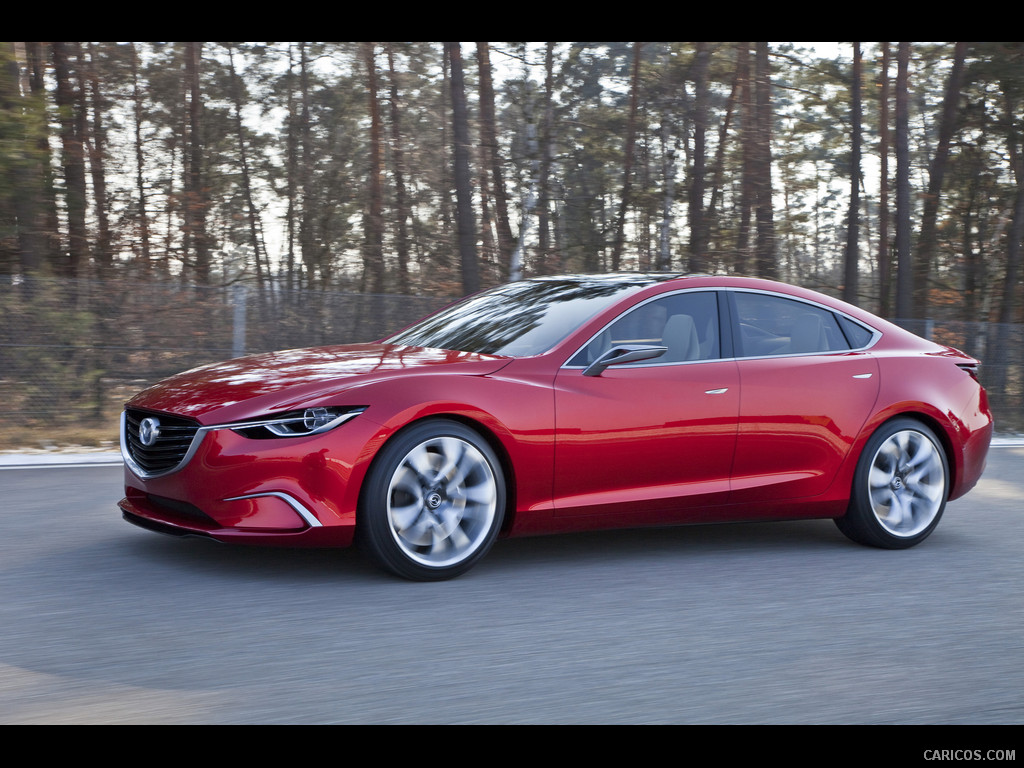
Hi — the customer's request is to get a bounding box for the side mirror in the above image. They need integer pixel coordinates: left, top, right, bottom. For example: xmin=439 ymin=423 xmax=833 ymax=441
xmin=583 ymin=345 xmax=667 ymax=377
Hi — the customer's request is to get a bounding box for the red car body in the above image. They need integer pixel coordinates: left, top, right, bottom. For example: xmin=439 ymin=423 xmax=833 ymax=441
xmin=119 ymin=275 xmax=993 ymax=579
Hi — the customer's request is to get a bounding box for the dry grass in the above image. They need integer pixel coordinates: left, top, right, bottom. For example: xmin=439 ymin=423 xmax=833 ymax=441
xmin=0 ymin=421 xmax=120 ymax=452
xmin=0 ymin=409 xmax=121 ymax=453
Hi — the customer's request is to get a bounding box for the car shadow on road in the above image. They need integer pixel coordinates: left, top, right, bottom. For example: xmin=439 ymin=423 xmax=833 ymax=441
xmin=119 ymin=516 xmax=847 ymax=581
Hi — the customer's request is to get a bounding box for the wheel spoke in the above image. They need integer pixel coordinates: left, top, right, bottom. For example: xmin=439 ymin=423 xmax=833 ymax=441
xmin=405 ymin=444 xmax=438 ymax=481
xmin=903 ymin=433 xmax=931 ymax=469
xmin=434 ymin=438 xmax=466 ymax=483
xmin=869 ymin=464 xmax=894 ymax=490
xmin=402 ymin=515 xmax=439 ymax=547
xmin=442 ymin=521 xmax=473 ymax=553
xmin=461 ymin=478 xmax=496 ymax=506
xmin=885 ymin=489 xmax=909 ymax=529
xmin=390 ymin=500 xmax=424 ymax=532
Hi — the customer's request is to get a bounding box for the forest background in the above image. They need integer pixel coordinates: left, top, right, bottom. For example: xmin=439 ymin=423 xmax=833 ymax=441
xmin=1 ymin=41 xmax=1023 ymax=450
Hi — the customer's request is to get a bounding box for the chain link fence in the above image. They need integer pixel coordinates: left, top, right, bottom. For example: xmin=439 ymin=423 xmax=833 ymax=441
xmin=1 ymin=276 xmax=1022 ymax=449
xmin=0 ymin=277 xmax=449 ymax=447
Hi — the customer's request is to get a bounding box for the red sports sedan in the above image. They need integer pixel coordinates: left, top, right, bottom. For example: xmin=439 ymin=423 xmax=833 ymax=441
xmin=119 ymin=274 xmax=993 ymax=580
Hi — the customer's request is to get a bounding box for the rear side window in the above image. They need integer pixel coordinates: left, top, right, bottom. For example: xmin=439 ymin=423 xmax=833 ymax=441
xmin=733 ymin=292 xmax=851 ymax=357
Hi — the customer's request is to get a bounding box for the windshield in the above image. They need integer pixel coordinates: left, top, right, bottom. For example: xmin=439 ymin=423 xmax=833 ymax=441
xmin=386 ymin=275 xmax=673 ymax=357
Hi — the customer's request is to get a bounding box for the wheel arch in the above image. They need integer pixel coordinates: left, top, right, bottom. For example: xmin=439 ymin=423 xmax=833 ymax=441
xmin=855 ymin=409 xmax=960 ymax=500
xmin=355 ymin=412 xmax=519 ymax=535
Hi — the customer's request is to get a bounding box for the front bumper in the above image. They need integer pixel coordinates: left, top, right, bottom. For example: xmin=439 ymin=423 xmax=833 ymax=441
xmin=119 ymin=413 xmax=386 ymax=548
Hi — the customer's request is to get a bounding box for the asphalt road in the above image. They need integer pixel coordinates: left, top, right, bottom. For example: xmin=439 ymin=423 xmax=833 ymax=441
xmin=1 ymin=447 xmax=1021 ymax=724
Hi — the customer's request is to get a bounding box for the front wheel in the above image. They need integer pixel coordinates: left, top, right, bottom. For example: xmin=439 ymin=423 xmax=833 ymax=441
xmin=836 ymin=418 xmax=949 ymax=549
xmin=359 ymin=419 xmax=505 ymax=580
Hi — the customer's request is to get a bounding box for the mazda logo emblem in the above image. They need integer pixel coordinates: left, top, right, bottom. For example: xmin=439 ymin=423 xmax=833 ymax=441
xmin=138 ymin=417 xmax=161 ymax=447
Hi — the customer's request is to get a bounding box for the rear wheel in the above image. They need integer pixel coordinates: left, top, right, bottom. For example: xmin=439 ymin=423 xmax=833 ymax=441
xmin=836 ymin=418 xmax=949 ymax=549
xmin=359 ymin=419 xmax=505 ymax=580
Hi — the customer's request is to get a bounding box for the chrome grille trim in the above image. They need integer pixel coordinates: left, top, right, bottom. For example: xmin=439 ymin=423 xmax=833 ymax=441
xmin=121 ymin=409 xmax=209 ymax=479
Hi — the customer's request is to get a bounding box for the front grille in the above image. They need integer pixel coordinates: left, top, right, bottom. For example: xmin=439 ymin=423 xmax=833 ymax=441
xmin=123 ymin=408 xmax=202 ymax=476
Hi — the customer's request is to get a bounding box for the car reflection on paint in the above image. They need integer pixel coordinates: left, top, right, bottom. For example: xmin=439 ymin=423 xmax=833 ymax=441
xmin=119 ymin=273 xmax=993 ymax=580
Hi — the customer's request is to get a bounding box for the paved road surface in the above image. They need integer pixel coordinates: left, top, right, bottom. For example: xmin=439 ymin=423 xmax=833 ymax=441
xmin=1 ymin=447 xmax=1021 ymax=724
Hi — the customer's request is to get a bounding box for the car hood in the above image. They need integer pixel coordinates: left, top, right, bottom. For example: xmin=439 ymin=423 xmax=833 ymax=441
xmin=125 ymin=343 xmax=511 ymax=424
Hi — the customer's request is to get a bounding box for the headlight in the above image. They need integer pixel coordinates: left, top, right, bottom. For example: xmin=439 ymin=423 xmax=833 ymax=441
xmin=228 ymin=406 xmax=366 ymax=439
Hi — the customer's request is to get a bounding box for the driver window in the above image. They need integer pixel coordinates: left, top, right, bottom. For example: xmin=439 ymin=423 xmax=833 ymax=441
xmin=571 ymin=291 xmax=720 ymax=366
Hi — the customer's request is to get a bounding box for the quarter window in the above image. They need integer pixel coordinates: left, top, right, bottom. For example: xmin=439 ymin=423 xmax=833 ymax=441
xmin=837 ymin=314 xmax=875 ymax=349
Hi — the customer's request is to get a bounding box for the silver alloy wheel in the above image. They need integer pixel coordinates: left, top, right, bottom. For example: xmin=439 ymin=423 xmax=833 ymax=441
xmin=867 ymin=428 xmax=946 ymax=538
xmin=386 ymin=436 xmax=499 ymax=568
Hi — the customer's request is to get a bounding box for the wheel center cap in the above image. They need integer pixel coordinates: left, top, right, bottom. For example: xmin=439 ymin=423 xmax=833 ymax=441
xmin=426 ymin=492 xmax=443 ymax=510
xmin=892 ymin=476 xmax=904 ymax=491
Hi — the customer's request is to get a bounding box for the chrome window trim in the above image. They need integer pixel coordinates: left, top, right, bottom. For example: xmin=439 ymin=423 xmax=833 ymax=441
xmin=560 ymin=286 xmax=881 ymax=371
xmin=560 ymin=287 xmax=724 ymax=370
xmin=726 ymin=287 xmax=882 ymax=360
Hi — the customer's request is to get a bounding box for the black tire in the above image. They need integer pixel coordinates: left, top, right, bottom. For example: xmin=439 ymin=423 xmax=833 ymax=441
xmin=358 ymin=419 xmax=505 ymax=580
xmin=835 ymin=417 xmax=949 ymax=549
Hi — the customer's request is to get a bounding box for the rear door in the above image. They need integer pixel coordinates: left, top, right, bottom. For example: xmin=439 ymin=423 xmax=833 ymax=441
xmin=726 ymin=290 xmax=880 ymax=504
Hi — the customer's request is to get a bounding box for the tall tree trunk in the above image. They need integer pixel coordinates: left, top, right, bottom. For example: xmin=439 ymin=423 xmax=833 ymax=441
xmin=894 ymin=42 xmax=913 ymax=319
xmin=657 ymin=108 xmax=677 ymax=271
xmin=735 ymin=43 xmax=754 ymax=275
xmin=283 ymin=44 xmax=299 ymax=290
xmin=752 ymin=42 xmax=777 ymax=279
xmin=129 ymin=43 xmax=152 ymax=272
xmin=25 ymin=41 xmax=60 ymax=269
xmin=362 ymin=42 xmax=386 ymax=294
xmin=297 ymin=43 xmax=315 ymax=286
xmin=83 ymin=44 xmax=112 ymax=277
xmin=1 ymin=42 xmax=46 ymax=274
xmin=843 ymin=42 xmax=862 ymax=304
xmin=961 ymin=145 xmax=982 ymax=321
xmin=445 ymin=42 xmax=479 ymax=293
xmin=688 ymin=42 xmax=711 ymax=273
xmin=226 ymin=43 xmax=266 ymax=287
xmin=537 ymin=42 xmax=558 ymax=275
xmin=476 ymin=43 xmax=515 ymax=274
xmin=706 ymin=50 xmax=740 ymax=265
xmin=876 ymin=43 xmax=892 ymax=317
xmin=52 ymin=42 xmax=88 ymax=278
xmin=183 ymin=42 xmax=210 ymax=283
xmin=914 ymin=41 xmax=968 ymax=317
xmin=611 ymin=43 xmax=642 ymax=271
xmin=510 ymin=47 xmax=543 ymax=283
xmin=385 ymin=44 xmax=411 ymax=293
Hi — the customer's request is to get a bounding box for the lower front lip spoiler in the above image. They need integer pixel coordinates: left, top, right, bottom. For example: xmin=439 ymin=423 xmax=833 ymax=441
xmin=122 ymin=508 xmax=212 ymax=539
